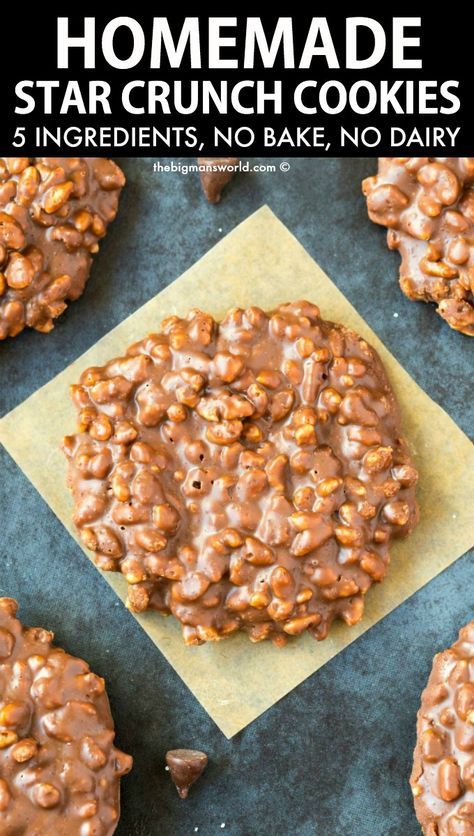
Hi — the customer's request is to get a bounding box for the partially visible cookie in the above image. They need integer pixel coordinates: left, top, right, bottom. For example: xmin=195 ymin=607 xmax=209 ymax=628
xmin=411 ymin=621 xmax=474 ymax=835
xmin=0 ymin=597 xmax=132 ymax=834
xmin=363 ymin=158 xmax=474 ymax=335
xmin=0 ymin=157 xmax=125 ymax=340
xmin=198 ymin=157 xmax=238 ymax=203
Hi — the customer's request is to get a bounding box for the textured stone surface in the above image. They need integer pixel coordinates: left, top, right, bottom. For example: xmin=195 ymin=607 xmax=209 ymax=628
xmin=0 ymin=158 xmax=472 ymax=835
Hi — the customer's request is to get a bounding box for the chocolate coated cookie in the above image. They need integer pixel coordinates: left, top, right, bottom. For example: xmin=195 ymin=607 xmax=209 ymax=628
xmin=63 ymin=301 xmax=418 ymax=645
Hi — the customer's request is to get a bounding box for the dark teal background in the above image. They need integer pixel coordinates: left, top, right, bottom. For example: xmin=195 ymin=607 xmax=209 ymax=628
xmin=0 ymin=158 xmax=472 ymax=835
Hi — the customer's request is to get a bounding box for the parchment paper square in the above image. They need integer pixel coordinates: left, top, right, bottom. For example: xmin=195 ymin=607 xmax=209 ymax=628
xmin=1 ymin=206 xmax=473 ymax=738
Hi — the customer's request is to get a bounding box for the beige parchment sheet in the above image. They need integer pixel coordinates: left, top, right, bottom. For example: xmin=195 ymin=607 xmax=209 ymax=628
xmin=0 ymin=206 xmax=473 ymax=738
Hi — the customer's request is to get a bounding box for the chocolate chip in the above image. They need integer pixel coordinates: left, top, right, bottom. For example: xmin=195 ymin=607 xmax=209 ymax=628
xmin=198 ymin=157 xmax=239 ymax=203
xmin=166 ymin=748 xmax=208 ymax=799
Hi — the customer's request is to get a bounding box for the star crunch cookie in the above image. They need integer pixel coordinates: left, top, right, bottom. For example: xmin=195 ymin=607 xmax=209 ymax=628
xmin=363 ymin=157 xmax=474 ymax=335
xmin=63 ymin=301 xmax=418 ymax=646
xmin=0 ymin=157 xmax=125 ymax=340
xmin=0 ymin=598 xmax=132 ymax=834
xmin=411 ymin=621 xmax=474 ymax=835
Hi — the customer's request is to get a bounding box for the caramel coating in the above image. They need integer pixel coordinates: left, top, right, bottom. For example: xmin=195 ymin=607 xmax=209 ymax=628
xmin=0 ymin=598 xmax=132 ymax=834
xmin=0 ymin=157 xmax=125 ymax=339
xmin=63 ymin=301 xmax=418 ymax=646
xmin=363 ymin=158 xmax=474 ymax=335
xmin=411 ymin=621 xmax=474 ymax=835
